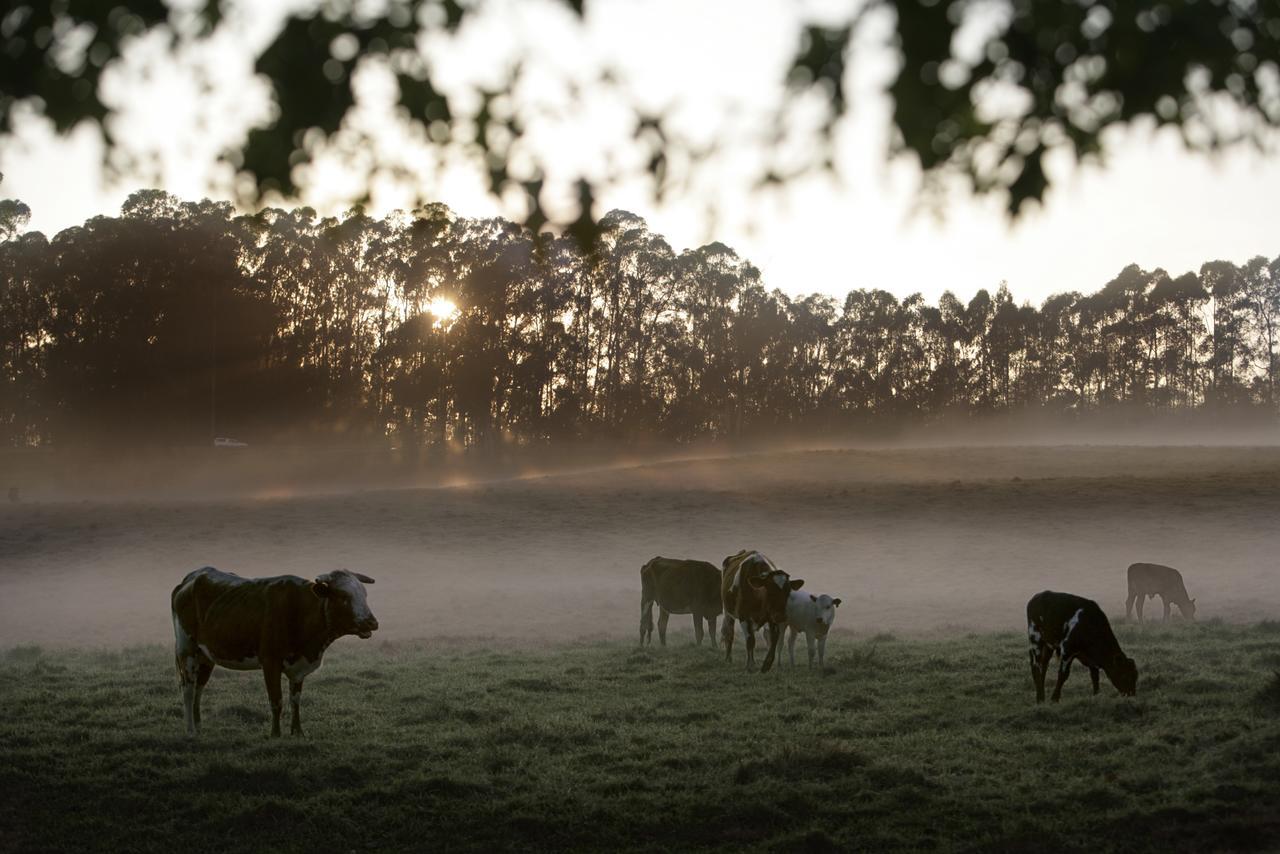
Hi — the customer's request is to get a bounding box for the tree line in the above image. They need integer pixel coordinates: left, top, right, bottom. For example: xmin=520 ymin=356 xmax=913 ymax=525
xmin=1 ymin=190 xmax=1277 ymax=450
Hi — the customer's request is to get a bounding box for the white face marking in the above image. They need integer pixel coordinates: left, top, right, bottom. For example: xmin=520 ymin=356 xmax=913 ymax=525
xmin=773 ymin=573 xmax=787 ymax=590
xmin=815 ymin=595 xmax=837 ymax=635
xmin=1028 ymin=622 xmax=1042 ymax=644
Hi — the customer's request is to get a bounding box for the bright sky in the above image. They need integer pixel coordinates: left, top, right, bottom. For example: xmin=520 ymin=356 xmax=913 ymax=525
xmin=3 ymin=0 xmax=1278 ymax=307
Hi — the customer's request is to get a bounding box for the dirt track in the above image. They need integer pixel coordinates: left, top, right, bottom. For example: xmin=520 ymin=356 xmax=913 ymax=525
xmin=1 ymin=445 xmax=1277 ymax=647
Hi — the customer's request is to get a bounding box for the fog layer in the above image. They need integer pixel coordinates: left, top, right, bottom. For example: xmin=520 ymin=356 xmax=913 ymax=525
xmin=1 ymin=445 xmax=1276 ymax=648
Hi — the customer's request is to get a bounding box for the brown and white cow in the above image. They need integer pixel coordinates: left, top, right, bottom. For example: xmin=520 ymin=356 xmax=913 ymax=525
xmin=720 ymin=550 xmax=802 ymax=673
xmin=171 ymin=566 xmax=378 ymax=736
xmin=1027 ymin=590 xmax=1137 ymax=703
xmin=1126 ymin=562 xmax=1196 ymax=622
xmin=639 ymin=557 xmax=723 ymax=647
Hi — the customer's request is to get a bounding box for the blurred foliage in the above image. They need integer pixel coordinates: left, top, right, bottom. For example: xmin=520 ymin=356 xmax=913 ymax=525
xmin=1 ymin=0 xmax=1279 ymax=233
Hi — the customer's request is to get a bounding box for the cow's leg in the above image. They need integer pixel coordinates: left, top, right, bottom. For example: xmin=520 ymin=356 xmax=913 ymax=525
xmin=722 ymin=617 xmax=735 ymax=662
xmin=263 ymin=660 xmax=284 ymax=737
xmin=1030 ymin=643 xmax=1052 ymax=703
xmin=707 ymin=616 xmax=718 ymax=649
xmin=760 ymin=621 xmax=782 ymax=673
xmin=1051 ymin=650 xmax=1075 ymax=703
xmin=657 ymin=608 xmax=671 ymax=646
xmin=1089 ymin=666 xmax=1101 ymax=695
xmin=786 ymin=627 xmax=797 ymax=666
xmin=817 ymin=635 xmax=827 ymax=669
xmin=176 ymin=652 xmax=199 ymax=735
xmin=692 ymin=614 xmax=704 ymax=646
xmin=743 ymin=619 xmax=756 ymax=669
xmin=289 ymin=679 xmax=304 ymax=736
xmin=1134 ymin=595 xmax=1145 ymax=623
xmin=1125 ymin=588 xmax=1138 ymax=621
xmin=1162 ymin=596 xmax=1171 ymax=622
xmin=805 ymin=632 xmax=816 ymax=668
xmin=639 ymin=597 xmax=653 ymax=646
xmin=193 ymin=660 xmax=213 ymax=731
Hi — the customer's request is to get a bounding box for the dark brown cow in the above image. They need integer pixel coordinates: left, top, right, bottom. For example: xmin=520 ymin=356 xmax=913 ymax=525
xmin=720 ymin=549 xmax=802 ymax=672
xmin=1126 ymin=562 xmax=1196 ymax=622
xmin=171 ymin=566 xmax=378 ymax=736
xmin=639 ymin=557 xmax=723 ymax=647
xmin=1027 ymin=590 xmax=1137 ymax=703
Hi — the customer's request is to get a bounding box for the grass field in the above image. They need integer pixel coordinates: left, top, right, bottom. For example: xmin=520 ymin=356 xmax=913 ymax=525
xmin=3 ymin=622 xmax=1280 ymax=853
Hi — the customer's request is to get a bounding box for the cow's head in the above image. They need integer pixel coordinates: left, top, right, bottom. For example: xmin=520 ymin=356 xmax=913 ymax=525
xmin=1181 ymin=598 xmax=1197 ymax=620
xmin=313 ymin=570 xmax=379 ymax=639
xmin=1110 ymin=655 xmax=1138 ymax=697
xmin=749 ymin=570 xmax=804 ymax=624
xmin=809 ymin=594 xmax=842 ymax=637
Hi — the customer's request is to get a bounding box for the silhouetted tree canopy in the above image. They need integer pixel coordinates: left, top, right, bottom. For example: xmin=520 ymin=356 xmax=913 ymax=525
xmin=3 ymin=1 xmax=1278 ymax=235
xmin=1 ymin=192 xmax=1277 ymax=449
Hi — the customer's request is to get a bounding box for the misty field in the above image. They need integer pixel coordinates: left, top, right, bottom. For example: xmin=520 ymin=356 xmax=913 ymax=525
xmin=2 ymin=444 xmax=1279 ymax=851
xmin=3 ymin=445 xmax=1280 ymax=647
xmin=2 ymin=624 xmax=1280 ymax=853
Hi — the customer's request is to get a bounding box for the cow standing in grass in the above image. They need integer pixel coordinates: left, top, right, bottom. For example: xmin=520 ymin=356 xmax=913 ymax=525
xmin=171 ymin=567 xmax=378 ymax=736
xmin=1027 ymin=590 xmax=1137 ymax=703
xmin=782 ymin=590 xmax=842 ymax=668
xmin=1126 ymin=562 xmax=1197 ymax=623
xmin=639 ymin=557 xmax=723 ymax=647
xmin=721 ymin=550 xmax=802 ymax=673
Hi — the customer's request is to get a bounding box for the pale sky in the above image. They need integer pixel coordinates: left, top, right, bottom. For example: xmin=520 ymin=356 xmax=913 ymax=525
xmin=3 ymin=0 xmax=1278 ymax=307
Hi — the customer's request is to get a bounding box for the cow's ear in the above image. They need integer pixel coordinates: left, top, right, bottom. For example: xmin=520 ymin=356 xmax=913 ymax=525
xmin=747 ymin=575 xmax=766 ymax=589
xmin=833 ymin=598 xmax=842 ymax=607
xmin=789 ymin=579 xmax=805 ymax=591
xmin=311 ymin=580 xmax=332 ymax=598
xmin=352 ymin=572 xmax=375 ymax=584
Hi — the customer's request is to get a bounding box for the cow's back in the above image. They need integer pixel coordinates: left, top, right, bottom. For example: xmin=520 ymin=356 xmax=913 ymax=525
xmin=722 ymin=550 xmax=773 ymax=620
xmin=172 ymin=567 xmax=247 ymax=629
xmin=721 ymin=550 xmax=749 ymax=617
xmin=172 ymin=568 xmax=272 ymax=663
xmin=1027 ymin=590 xmax=1107 ymax=647
xmin=649 ymin=558 xmax=721 ymax=615
xmin=1128 ymin=562 xmax=1185 ymax=594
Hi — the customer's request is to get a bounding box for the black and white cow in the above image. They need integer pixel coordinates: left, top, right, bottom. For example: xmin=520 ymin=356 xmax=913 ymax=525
xmin=1027 ymin=591 xmax=1137 ymax=703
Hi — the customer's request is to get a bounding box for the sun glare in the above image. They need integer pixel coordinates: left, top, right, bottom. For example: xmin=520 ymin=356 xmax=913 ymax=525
xmin=428 ymin=297 xmax=460 ymax=324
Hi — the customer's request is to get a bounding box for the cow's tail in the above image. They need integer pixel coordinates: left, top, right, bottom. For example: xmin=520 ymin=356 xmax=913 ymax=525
xmin=639 ymin=559 xmax=657 ymax=645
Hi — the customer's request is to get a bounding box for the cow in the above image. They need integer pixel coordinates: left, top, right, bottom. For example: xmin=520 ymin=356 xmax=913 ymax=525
xmin=1027 ymin=590 xmax=1137 ymax=703
xmin=639 ymin=557 xmax=723 ymax=647
xmin=1126 ymin=562 xmax=1196 ymax=622
xmin=781 ymin=590 xmax=842 ymax=668
xmin=170 ymin=566 xmax=379 ymax=736
xmin=720 ymin=549 xmax=802 ymax=673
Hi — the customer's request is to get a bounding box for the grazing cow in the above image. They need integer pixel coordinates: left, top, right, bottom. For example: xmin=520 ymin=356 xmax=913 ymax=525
xmin=1126 ymin=562 xmax=1196 ymax=622
xmin=720 ymin=550 xmax=803 ymax=673
xmin=639 ymin=557 xmax=723 ymax=647
xmin=171 ymin=566 xmax=378 ymax=736
xmin=1027 ymin=590 xmax=1137 ymax=703
xmin=782 ymin=590 xmax=842 ymax=668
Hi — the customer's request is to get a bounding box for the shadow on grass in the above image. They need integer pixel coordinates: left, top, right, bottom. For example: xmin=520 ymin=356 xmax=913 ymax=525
xmin=1254 ymin=671 xmax=1280 ymax=716
xmin=966 ymin=805 xmax=1280 ymax=853
xmin=734 ymin=745 xmax=869 ymax=785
